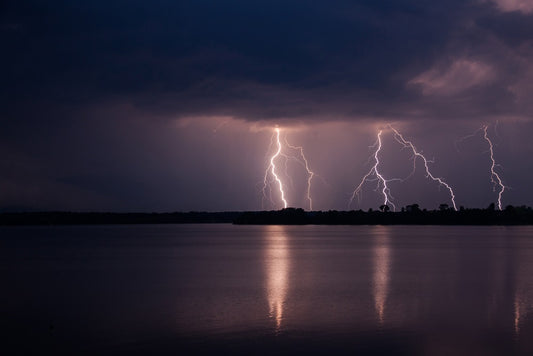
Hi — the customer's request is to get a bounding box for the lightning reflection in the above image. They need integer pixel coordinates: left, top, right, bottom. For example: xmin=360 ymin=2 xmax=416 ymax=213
xmin=265 ymin=226 xmax=290 ymax=331
xmin=514 ymin=293 xmax=521 ymax=335
xmin=372 ymin=227 xmax=391 ymax=325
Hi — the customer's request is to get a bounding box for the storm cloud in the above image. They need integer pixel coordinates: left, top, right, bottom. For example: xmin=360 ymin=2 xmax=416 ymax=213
xmin=1 ymin=0 xmax=533 ymax=211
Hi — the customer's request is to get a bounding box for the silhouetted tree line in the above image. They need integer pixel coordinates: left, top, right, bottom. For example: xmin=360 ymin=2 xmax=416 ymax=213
xmin=1 ymin=204 xmax=532 ymax=225
xmin=233 ymin=204 xmax=533 ymax=225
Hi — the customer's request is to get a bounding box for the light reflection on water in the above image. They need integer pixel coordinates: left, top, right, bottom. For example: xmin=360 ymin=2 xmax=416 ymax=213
xmin=515 ymin=294 xmax=521 ymax=335
xmin=372 ymin=226 xmax=391 ymax=325
xmin=264 ymin=225 xmax=289 ymax=331
xmin=514 ymin=241 xmax=533 ymax=338
xmin=3 ymin=225 xmax=533 ymax=354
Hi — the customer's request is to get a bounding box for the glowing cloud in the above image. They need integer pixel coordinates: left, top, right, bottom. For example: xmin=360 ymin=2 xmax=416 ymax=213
xmin=409 ymin=59 xmax=494 ymax=96
xmin=489 ymin=0 xmax=533 ymax=14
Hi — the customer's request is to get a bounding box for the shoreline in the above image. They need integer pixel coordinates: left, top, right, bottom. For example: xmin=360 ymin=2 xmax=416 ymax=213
xmin=1 ymin=207 xmax=532 ymax=226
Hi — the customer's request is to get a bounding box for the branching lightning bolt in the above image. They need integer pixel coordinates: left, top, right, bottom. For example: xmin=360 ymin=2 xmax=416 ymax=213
xmin=456 ymin=125 xmax=507 ymax=210
xmin=261 ymin=132 xmax=277 ymax=208
xmin=454 ymin=127 xmax=484 ymax=153
xmin=284 ymin=139 xmax=315 ymax=211
xmin=388 ymin=125 xmax=457 ymax=210
xmin=389 ymin=125 xmax=458 ymax=211
xmin=262 ymin=127 xmax=317 ymax=210
xmin=350 ymin=130 xmax=397 ymax=211
xmin=263 ymin=128 xmax=288 ymax=209
xmin=483 ymin=125 xmax=505 ymax=210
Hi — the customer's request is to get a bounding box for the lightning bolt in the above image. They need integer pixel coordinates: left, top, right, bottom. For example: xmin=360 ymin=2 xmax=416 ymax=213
xmin=350 ymin=130 xmax=397 ymax=211
xmin=263 ymin=128 xmax=288 ymax=209
xmin=454 ymin=127 xmax=484 ymax=153
xmin=389 ymin=125 xmax=457 ymax=211
xmin=262 ymin=127 xmax=317 ymax=210
xmin=456 ymin=124 xmax=507 ymax=210
xmin=284 ymin=139 xmax=315 ymax=211
xmin=261 ymin=132 xmax=277 ymax=208
xmin=483 ymin=125 xmax=506 ymax=210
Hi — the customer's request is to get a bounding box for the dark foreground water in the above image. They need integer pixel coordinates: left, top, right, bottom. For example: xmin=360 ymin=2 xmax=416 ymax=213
xmin=2 ymin=225 xmax=533 ymax=355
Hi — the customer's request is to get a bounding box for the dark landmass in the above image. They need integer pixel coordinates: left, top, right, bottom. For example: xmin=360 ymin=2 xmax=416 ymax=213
xmin=234 ymin=204 xmax=533 ymax=225
xmin=1 ymin=204 xmax=533 ymax=225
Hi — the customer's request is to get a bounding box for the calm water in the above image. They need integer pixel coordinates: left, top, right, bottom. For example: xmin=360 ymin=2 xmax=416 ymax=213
xmin=2 ymin=224 xmax=533 ymax=355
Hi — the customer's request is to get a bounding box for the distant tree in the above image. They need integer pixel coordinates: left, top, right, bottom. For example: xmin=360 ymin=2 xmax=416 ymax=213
xmin=439 ymin=203 xmax=449 ymax=211
xmin=406 ymin=204 xmax=420 ymax=213
xmin=379 ymin=204 xmax=390 ymax=212
xmin=505 ymin=205 xmax=515 ymax=213
xmin=487 ymin=203 xmax=496 ymax=211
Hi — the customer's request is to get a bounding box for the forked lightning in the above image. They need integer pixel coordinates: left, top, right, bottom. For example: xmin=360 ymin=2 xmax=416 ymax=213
xmin=262 ymin=127 xmax=316 ymax=210
xmin=350 ymin=130 xmax=397 ymax=211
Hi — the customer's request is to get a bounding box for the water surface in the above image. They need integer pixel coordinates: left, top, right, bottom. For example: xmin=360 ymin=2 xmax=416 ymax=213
xmin=2 ymin=224 xmax=533 ymax=355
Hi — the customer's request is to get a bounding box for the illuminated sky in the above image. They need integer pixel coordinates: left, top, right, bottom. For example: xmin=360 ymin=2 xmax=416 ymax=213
xmin=1 ymin=0 xmax=533 ymax=212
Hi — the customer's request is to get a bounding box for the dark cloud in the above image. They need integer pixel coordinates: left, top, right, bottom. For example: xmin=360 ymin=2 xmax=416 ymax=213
xmin=4 ymin=0 xmax=520 ymax=121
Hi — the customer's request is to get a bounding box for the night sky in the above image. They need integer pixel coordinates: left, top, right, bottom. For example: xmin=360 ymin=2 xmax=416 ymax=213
xmin=2 ymin=0 xmax=533 ymax=212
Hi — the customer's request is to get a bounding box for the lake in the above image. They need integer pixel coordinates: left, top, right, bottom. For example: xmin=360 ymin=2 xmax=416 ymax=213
xmin=2 ymin=224 xmax=533 ymax=355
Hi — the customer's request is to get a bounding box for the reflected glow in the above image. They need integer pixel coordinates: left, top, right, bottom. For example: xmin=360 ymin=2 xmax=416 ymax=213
xmin=512 ymin=244 xmax=533 ymax=338
xmin=264 ymin=226 xmax=290 ymax=330
xmin=513 ymin=285 xmax=533 ymax=337
xmin=372 ymin=226 xmax=391 ymax=324
xmin=514 ymin=294 xmax=521 ymax=335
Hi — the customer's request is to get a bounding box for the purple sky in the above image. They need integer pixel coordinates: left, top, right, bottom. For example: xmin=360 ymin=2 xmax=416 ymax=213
xmin=1 ymin=0 xmax=533 ymax=211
